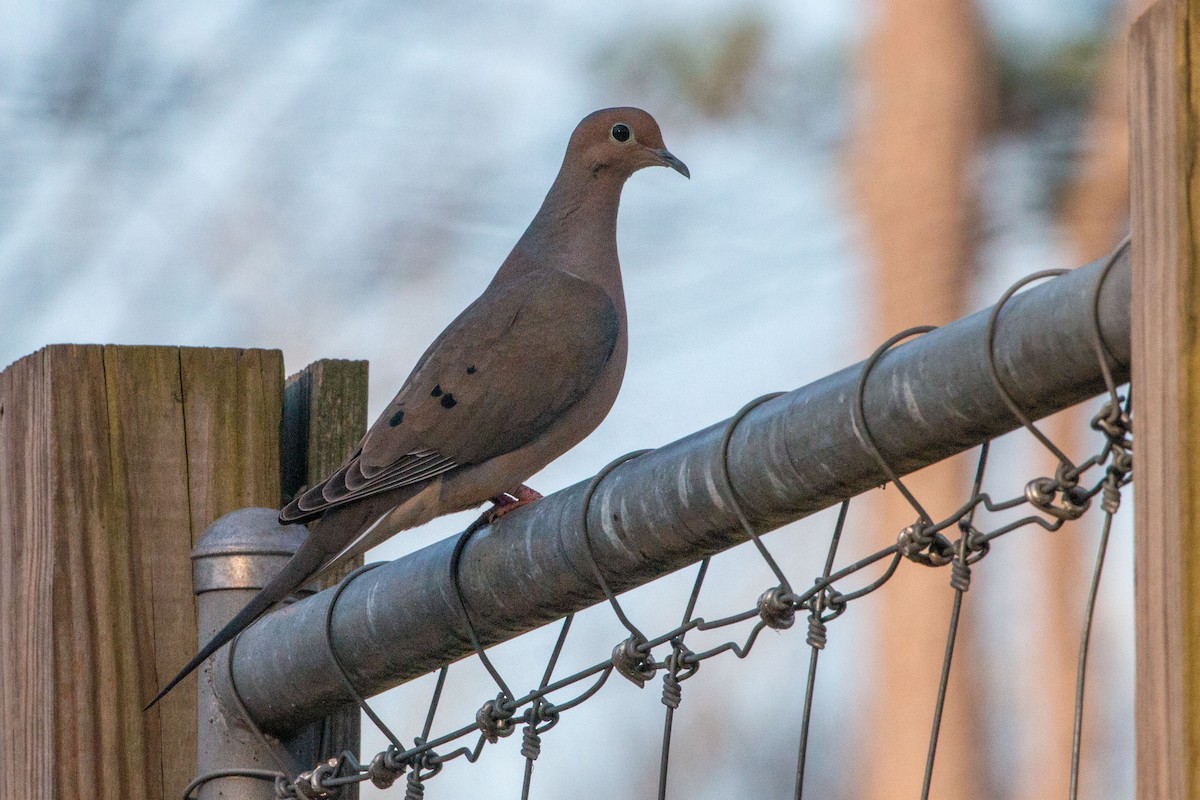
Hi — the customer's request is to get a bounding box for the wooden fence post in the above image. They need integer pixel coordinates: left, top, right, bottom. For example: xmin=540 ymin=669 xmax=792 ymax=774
xmin=281 ymin=358 xmax=369 ymax=795
xmin=1130 ymin=2 xmax=1200 ymax=798
xmin=0 ymin=345 xmax=368 ymax=800
xmin=282 ymin=357 xmax=370 ymax=581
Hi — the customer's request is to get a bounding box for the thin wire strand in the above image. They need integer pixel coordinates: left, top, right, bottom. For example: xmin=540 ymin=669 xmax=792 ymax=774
xmin=1069 ymin=393 xmax=1132 ymax=798
xmin=181 ymin=633 xmax=292 ymax=798
xmin=964 ymin=442 xmax=991 ymax=529
xmin=985 ymin=269 xmax=1076 ymax=469
xmin=718 ymin=393 xmax=791 ymax=591
xmin=520 ymin=614 xmax=574 ymax=800
xmin=450 ymin=520 xmax=515 ymax=700
xmin=225 ymin=633 xmax=291 ymax=772
xmin=577 ymin=450 xmax=654 ymax=644
xmin=322 ymin=562 xmax=403 ymax=748
xmin=920 ymin=444 xmax=989 ymax=800
xmin=794 ymin=499 xmax=851 ymax=800
xmin=920 ymin=540 xmax=967 ymax=800
xmin=657 ymin=559 xmax=710 ymax=800
xmin=1089 ymin=235 xmax=1131 ymax=411
xmin=1068 ymin=508 xmax=1114 ymax=800
xmin=181 ymin=769 xmax=285 ymax=800
xmin=852 ymin=326 xmax=939 ymax=525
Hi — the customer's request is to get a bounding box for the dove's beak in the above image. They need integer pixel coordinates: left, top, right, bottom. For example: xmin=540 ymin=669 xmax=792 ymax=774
xmin=655 ymin=148 xmax=690 ymax=179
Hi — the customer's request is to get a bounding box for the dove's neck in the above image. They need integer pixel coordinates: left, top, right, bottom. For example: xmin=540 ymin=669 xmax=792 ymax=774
xmin=500 ymin=167 xmax=627 ymax=297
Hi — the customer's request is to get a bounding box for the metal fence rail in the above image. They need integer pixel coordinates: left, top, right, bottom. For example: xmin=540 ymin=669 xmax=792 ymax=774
xmin=226 ymin=247 xmax=1130 ymax=735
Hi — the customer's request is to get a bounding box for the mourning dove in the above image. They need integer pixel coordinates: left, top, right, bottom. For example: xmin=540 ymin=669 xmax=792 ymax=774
xmin=147 ymin=107 xmax=688 ymax=709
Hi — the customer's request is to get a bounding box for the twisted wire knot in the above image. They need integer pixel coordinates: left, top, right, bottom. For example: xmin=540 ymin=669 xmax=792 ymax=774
xmin=660 ymin=635 xmax=696 ymax=708
xmin=950 ymin=558 xmax=971 ymax=592
xmin=476 ymin=694 xmax=517 ymax=743
xmin=955 ymin=521 xmax=991 ymax=564
xmin=401 ymin=749 xmax=442 ymax=800
xmin=520 ymin=698 xmax=559 ymax=761
xmin=521 ymin=724 xmax=542 ymax=760
xmin=1025 ymin=476 xmax=1090 ymax=521
xmin=526 ymin=700 xmax=561 ymax=733
xmin=275 ymin=775 xmax=296 ymax=799
xmin=757 ymin=585 xmax=796 ymax=630
xmin=369 ymin=747 xmax=406 ymax=790
xmin=822 ymin=588 xmax=847 ymax=620
xmin=668 ymin=641 xmax=699 ymax=680
xmin=897 ymin=524 xmax=954 ymax=566
xmin=612 ymin=636 xmax=657 ymax=687
xmin=806 ymin=611 xmax=827 ymax=650
xmin=308 ymin=759 xmax=342 ymax=798
xmin=1060 ymin=484 xmax=1091 ymax=519
xmin=1025 ymin=477 xmax=1056 ymax=509
xmin=407 ymin=747 xmax=443 ymax=784
xmin=661 ymin=672 xmax=682 ymax=708
xmin=1101 ymin=479 xmax=1121 ymax=514
xmin=291 ymin=771 xmax=322 ymax=800
xmin=1091 ymin=401 xmax=1130 ymax=441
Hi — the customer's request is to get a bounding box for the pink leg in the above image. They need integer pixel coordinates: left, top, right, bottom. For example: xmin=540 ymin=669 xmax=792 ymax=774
xmin=481 ymin=484 xmax=544 ymax=524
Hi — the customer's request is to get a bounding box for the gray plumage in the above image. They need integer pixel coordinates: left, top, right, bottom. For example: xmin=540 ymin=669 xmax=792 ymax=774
xmin=147 ymin=107 xmax=687 ymax=710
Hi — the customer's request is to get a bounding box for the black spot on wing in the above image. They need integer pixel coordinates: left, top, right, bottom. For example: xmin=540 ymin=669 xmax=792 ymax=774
xmin=431 ymin=384 xmax=443 ymax=398
xmin=440 ymin=393 xmax=457 ymax=409
xmin=466 ymin=365 xmax=476 ymax=374
xmin=388 ymin=408 xmax=404 ymax=427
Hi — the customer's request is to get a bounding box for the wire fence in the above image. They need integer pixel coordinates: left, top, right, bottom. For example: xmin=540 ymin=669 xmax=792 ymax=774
xmin=185 ymin=242 xmax=1133 ymax=800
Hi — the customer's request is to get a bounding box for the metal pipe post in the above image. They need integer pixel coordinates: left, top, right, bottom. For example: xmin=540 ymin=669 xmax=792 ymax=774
xmin=227 ymin=249 xmax=1130 ymax=734
xmin=194 ymin=508 xmax=314 ymax=799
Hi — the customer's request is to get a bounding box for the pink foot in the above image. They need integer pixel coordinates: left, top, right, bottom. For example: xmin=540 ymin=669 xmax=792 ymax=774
xmin=481 ymin=484 xmax=544 ymax=524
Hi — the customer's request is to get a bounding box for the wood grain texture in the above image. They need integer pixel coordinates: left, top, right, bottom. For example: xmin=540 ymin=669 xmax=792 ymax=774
xmin=0 ymin=345 xmax=285 ymax=800
xmin=1130 ymin=2 xmax=1199 ymax=798
xmin=281 ymin=358 xmax=369 ymax=799
xmin=180 ymin=348 xmax=283 ymax=531
xmin=282 ymin=359 xmax=369 ymax=507
xmin=105 ymin=347 xmax=198 ymax=799
xmin=0 ymin=349 xmax=52 ymax=800
xmin=282 ymin=358 xmax=369 ymax=585
xmin=48 ymin=344 xmax=141 ymax=800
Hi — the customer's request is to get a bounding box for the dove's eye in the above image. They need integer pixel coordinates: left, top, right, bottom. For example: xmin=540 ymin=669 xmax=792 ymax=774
xmin=610 ymin=123 xmax=631 ymax=143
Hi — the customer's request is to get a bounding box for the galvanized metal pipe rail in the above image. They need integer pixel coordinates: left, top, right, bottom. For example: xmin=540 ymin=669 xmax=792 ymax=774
xmin=230 ymin=249 xmax=1130 ymax=733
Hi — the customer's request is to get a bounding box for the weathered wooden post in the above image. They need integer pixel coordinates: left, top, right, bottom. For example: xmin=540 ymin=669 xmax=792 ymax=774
xmin=1130 ymin=1 xmax=1200 ymax=798
xmin=0 ymin=346 xmax=366 ymax=800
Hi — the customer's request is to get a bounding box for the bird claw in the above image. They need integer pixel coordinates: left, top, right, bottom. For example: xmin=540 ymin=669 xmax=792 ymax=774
xmin=481 ymin=485 xmax=544 ymax=525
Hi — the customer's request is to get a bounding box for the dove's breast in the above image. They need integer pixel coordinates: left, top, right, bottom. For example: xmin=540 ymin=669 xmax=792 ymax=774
xmin=435 ymin=299 xmax=628 ymax=515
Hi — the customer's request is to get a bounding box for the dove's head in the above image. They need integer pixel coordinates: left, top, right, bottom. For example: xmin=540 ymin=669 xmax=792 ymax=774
xmin=568 ymin=107 xmax=689 ymax=181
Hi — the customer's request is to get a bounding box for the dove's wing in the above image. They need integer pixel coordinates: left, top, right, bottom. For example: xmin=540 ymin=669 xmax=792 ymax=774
xmin=281 ymin=268 xmax=620 ymax=523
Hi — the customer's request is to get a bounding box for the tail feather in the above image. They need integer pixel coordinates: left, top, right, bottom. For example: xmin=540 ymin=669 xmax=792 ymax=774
xmin=143 ymin=541 xmax=329 ymax=711
xmin=299 ymin=485 xmax=439 ymax=588
xmin=146 ymin=487 xmax=433 ymax=712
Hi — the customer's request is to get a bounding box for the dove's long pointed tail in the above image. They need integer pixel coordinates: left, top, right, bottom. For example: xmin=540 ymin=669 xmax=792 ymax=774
xmin=143 ymin=539 xmax=329 ymax=711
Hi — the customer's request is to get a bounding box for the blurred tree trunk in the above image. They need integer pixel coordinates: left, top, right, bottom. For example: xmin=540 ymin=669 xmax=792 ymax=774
xmin=1059 ymin=5 xmax=1143 ymax=264
xmin=1022 ymin=4 xmax=1147 ymax=799
xmin=847 ymin=0 xmax=993 ymax=797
